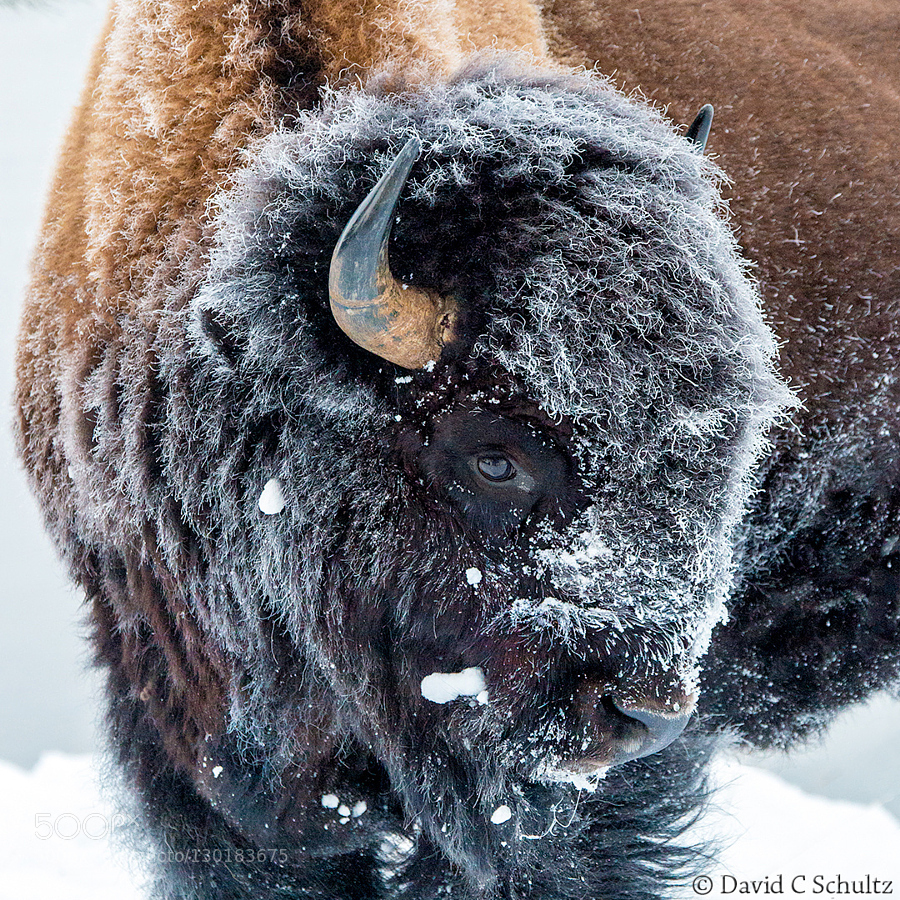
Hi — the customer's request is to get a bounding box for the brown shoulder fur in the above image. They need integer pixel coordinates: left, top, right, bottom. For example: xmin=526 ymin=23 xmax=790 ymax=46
xmin=544 ymin=0 xmax=900 ymax=413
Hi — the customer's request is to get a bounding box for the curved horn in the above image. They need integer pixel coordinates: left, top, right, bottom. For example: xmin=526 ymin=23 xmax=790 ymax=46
xmin=686 ymin=104 xmax=714 ymax=153
xmin=329 ymin=137 xmax=457 ymax=369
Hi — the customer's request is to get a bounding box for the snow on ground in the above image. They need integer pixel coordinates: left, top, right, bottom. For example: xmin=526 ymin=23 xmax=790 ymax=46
xmin=1 ymin=753 xmax=897 ymax=899
xmin=0 ymin=754 xmax=145 ymax=900
xmin=696 ymin=756 xmax=900 ymax=898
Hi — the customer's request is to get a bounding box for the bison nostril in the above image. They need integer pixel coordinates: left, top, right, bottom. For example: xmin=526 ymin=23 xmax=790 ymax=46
xmin=570 ymin=682 xmax=696 ymax=769
xmin=609 ymin=697 xmax=694 ymax=763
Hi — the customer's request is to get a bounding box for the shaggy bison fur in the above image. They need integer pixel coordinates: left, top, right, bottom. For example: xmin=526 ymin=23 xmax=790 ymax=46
xmin=14 ymin=1 xmax=900 ymax=897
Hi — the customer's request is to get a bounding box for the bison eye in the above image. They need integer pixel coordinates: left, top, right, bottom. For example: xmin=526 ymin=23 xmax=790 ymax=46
xmin=417 ymin=409 xmax=570 ymax=533
xmin=476 ymin=454 xmax=516 ymax=482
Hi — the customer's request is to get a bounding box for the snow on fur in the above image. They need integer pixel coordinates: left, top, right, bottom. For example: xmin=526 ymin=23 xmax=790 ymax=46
xmin=421 ymin=668 xmax=487 ymax=704
xmin=17 ymin=41 xmax=899 ymax=900
xmin=153 ymin=63 xmax=793 ymax=894
xmin=197 ymin=62 xmax=792 ymax=694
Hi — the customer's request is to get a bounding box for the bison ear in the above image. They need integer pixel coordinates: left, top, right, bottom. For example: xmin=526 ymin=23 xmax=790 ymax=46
xmin=195 ymin=305 xmax=248 ymax=370
xmin=686 ymin=104 xmax=714 ymax=153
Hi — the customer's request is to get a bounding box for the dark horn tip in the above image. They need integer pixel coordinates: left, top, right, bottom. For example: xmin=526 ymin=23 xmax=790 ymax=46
xmin=397 ymin=134 xmax=423 ymax=163
xmin=328 ymin=134 xmax=451 ymax=370
xmin=334 ymin=136 xmax=423 ymax=263
xmin=686 ymin=103 xmax=714 ymax=153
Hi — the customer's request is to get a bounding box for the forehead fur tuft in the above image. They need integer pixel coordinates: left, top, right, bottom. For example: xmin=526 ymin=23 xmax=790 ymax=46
xmin=200 ymin=55 xmax=791 ymax=442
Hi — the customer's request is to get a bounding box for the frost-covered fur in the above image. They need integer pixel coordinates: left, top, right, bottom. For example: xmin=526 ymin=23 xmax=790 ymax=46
xmin=21 ymin=61 xmax=795 ymax=898
xmin=14 ymin=5 xmax=900 ymax=898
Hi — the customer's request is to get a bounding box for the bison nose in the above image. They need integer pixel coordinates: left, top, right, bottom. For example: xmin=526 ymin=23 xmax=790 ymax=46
xmin=571 ymin=683 xmax=696 ymax=769
xmin=608 ymin=698 xmax=694 ymax=763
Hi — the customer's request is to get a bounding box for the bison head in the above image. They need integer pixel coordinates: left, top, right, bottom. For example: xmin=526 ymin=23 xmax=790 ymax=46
xmin=157 ymin=58 xmax=791 ymax=887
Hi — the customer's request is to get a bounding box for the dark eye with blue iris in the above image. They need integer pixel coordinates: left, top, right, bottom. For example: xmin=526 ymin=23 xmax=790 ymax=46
xmin=476 ymin=454 xmax=516 ymax=482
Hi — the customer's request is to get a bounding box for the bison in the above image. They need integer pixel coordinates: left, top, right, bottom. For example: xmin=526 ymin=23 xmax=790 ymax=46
xmin=14 ymin=0 xmax=900 ymax=898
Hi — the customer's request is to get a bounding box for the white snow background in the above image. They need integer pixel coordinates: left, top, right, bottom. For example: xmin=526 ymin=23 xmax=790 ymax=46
xmin=0 ymin=0 xmax=898 ymax=897
xmin=0 ymin=752 xmax=898 ymax=899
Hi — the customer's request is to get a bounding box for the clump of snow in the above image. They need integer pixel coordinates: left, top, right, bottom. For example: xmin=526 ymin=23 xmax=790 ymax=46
xmin=352 ymin=801 xmax=367 ymax=818
xmin=490 ymin=804 xmax=512 ymax=824
xmin=258 ymin=478 xmax=285 ymax=514
xmin=476 ymin=689 xmax=489 ymax=705
xmin=537 ymin=762 xmax=609 ymax=793
xmin=211 ymin=765 xmax=223 ymax=778
xmin=379 ymin=833 xmax=416 ymax=865
xmin=420 ymin=668 xmax=486 ymax=704
xmin=465 ymin=567 xmax=483 ymax=586
xmin=321 ymin=793 xmax=340 ymax=809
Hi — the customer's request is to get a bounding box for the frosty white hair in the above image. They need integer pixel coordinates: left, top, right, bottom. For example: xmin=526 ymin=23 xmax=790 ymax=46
xmin=190 ymin=54 xmax=793 ymax=746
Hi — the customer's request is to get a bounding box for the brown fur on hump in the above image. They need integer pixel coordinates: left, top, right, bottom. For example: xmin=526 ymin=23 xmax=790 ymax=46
xmin=14 ymin=0 xmax=548 ymax=772
xmin=17 ymin=0 xmax=549 ymax=424
xmin=542 ymin=0 xmax=900 ymax=416
xmin=16 ymin=0 xmax=549 ymax=526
